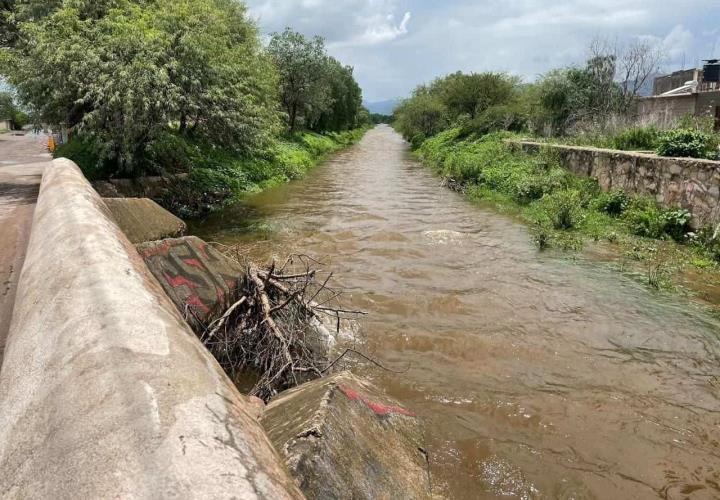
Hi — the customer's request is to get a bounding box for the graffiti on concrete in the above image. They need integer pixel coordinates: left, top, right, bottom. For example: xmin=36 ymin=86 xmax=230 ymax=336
xmin=339 ymin=384 xmax=417 ymax=417
xmin=137 ymin=236 xmax=244 ymax=329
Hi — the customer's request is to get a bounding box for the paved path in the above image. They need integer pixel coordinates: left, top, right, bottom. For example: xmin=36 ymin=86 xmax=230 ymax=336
xmin=0 ymin=133 xmax=50 ymax=362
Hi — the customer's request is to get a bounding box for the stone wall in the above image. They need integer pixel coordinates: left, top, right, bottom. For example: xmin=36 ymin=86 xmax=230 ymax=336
xmin=636 ymin=94 xmax=696 ymax=128
xmin=514 ymin=141 xmax=720 ymax=227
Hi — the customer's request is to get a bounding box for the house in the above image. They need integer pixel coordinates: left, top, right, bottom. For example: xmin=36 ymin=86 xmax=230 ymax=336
xmin=0 ymin=118 xmax=12 ymax=131
xmin=637 ymin=60 xmax=720 ymax=130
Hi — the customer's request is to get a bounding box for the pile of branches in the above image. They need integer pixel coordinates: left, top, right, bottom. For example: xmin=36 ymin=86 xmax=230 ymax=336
xmin=200 ymin=254 xmax=365 ymax=401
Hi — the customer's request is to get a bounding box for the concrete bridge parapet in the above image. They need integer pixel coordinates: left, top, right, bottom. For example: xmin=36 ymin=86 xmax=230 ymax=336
xmin=0 ymin=159 xmax=303 ymax=499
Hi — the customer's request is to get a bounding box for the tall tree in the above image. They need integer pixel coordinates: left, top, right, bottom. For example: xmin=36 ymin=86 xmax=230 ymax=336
xmin=3 ymin=0 xmax=279 ymax=174
xmin=268 ymin=28 xmax=331 ymax=132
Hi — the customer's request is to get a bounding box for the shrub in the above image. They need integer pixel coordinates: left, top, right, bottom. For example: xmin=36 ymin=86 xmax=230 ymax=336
xmin=610 ymin=126 xmax=660 ymax=151
xmin=656 ymin=129 xmax=718 ymax=159
xmin=540 ymin=190 xmax=583 ymax=230
xmin=623 ymin=198 xmax=665 ymax=238
xmin=462 ymin=103 xmax=527 ymax=137
xmin=661 ymin=208 xmax=692 ymax=242
xmin=146 ymin=131 xmax=194 ymax=174
xmin=54 ymin=136 xmax=110 ymax=181
xmin=592 ymin=190 xmax=630 ymax=217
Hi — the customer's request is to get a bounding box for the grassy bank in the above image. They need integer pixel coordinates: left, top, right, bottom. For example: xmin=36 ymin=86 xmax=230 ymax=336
xmin=57 ymin=128 xmax=368 ymax=217
xmin=415 ymin=128 xmax=720 ymax=299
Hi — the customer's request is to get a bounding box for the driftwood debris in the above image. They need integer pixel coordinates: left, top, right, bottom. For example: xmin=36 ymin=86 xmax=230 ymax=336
xmin=200 ymin=252 xmax=366 ymax=401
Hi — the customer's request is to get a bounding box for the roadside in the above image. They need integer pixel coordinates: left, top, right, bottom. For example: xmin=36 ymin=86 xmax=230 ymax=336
xmin=0 ymin=132 xmax=50 ymax=362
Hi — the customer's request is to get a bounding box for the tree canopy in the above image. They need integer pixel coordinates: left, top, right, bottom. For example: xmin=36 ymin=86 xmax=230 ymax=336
xmin=2 ymin=0 xmax=280 ymax=173
xmin=268 ymin=28 xmax=365 ymax=133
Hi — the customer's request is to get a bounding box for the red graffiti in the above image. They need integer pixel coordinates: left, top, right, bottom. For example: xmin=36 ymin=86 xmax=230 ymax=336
xmin=163 ymin=272 xmax=200 ymax=289
xmin=183 ymin=258 xmax=204 ymax=269
xmin=339 ymin=385 xmax=416 ymax=417
xmin=194 ymin=241 xmax=210 ymax=260
xmin=185 ymin=294 xmax=210 ymax=314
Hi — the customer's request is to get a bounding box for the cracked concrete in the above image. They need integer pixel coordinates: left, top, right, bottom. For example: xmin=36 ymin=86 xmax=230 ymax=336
xmin=0 ymin=133 xmax=50 ymax=364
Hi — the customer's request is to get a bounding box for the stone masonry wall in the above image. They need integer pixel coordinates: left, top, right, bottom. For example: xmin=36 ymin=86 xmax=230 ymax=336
xmin=513 ymin=141 xmax=720 ymax=228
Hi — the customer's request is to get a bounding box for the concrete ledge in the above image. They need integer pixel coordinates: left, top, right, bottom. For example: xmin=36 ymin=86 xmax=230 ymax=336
xmin=511 ymin=140 xmax=720 ymax=226
xmin=0 ymin=159 xmax=302 ymax=499
xmin=103 ymin=197 xmax=187 ymax=244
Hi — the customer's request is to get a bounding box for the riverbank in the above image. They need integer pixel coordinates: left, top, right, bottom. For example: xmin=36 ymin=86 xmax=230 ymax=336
xmin=191 ymin=126 xmax=720 ymax=498
xmin=414 ymin=128 xmax=720 ymax=305
xmin=59 ymin=128 xmax=369 ymax=218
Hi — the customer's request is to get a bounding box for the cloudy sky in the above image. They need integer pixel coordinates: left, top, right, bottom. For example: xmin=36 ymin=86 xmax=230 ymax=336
xmin=245 ymin=0 xmax=720 ymax=102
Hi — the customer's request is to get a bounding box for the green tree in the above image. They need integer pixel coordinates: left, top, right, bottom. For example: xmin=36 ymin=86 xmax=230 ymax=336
xmin=4 ymin=0 xmax=278 ymax=174
xmin=268 ymin=28 xmax=332 ymax=132
xmin=0 ymin=91 xmax=28 ymax=128
xmin=313 ymin=58 xmax=363 ymax=132
xmin=394 ymin=93 xmax=448 ymax=146
xmin=431 ymin=71 xmax=519 ymax=120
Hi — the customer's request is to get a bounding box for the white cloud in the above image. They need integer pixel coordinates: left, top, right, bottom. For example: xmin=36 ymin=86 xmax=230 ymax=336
xmin=243 ymin=0 xmax=720 ymax=102
xmin=350 ymin=11 xmax=411 ymax=46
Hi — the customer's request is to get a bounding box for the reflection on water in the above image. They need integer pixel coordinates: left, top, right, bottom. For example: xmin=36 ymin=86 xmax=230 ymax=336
xmin=192 ymin=126 xmax=720 ymax=499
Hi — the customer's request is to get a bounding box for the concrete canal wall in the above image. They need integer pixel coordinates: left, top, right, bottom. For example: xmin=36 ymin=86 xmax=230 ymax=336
xmin=513 ymin=140 xmax=720 ymax=227
xmin=0 ymin=159 xmax=302 ymax=499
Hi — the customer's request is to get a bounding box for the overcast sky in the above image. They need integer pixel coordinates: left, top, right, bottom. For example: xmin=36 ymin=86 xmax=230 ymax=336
xmin=245 ymin=0 xmax=720 ymax=102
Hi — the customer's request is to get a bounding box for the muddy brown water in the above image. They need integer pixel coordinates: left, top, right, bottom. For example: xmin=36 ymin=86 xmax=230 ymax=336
xmin=192 ymin=126 xmax=720 ymax=499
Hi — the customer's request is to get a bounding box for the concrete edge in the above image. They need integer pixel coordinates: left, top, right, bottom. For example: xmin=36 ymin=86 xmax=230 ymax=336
xmin=0 ymin=159 xmax=303 ymax=499
xmin=509 ymin=139 xmax=720 ymax=166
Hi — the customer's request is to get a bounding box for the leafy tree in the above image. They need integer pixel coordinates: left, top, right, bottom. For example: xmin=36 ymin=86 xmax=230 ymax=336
xmin=430 ymin=71 xmax=519 ymax=120
xmin=394 ymin=93 xmax=448 ymax=146
xmin=4 ymin=0 xmax=279 ymax=174
xmin=268 ymin=28 xmax=332 ymax=133
xmin=313 ymin=58 xmax=363 ymax=132
xmin=0 ymin=91 xmax=28 ymax=128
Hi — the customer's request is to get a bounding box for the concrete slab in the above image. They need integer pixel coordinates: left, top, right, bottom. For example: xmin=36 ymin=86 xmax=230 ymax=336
xmin=261 ymin=371 xmax=432 ymax=499
xmin=137 ymin=236 xmax=245 ymax=330
xmin=0 ymin=133 xmax=50 ymax=363
xmin=103 ymin=197 xmax=187 ymax=244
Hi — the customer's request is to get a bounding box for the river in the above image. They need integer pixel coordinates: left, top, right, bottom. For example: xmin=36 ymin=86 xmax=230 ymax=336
xmin=192 ymin=125 xmax=720 ymax=499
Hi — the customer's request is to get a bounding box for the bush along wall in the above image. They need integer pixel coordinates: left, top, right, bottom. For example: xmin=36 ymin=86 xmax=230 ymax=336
xmin=415 ymin=129 xmax=720 ymax=271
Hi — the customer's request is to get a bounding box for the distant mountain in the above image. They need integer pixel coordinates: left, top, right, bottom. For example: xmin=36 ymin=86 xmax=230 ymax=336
xmin=363 ymin=99 xmax=401 ymax=115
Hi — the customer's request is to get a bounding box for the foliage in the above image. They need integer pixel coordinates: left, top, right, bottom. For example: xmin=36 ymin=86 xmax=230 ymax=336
xmin=656 ymin=129 xmax=719 ymax=160
xmin=369 ymin=113 xmax=393 ymax=124
xmin=394 ymin=71 xmax=522 ymax=145
xmin=622 ymin=198 xmax=666 ymax=239
xmin=161 ymin=128 xmax=367 ymax=217
xmin=4 ymin=0 xmax=279 ymax=175
xmin=610 ymin=126 xmax=660 ymax=151
xmin=394 ymin=94 xmax=449 ymax=148
xmin=0 ymin=90 xmax=27 ymax=128
xmin=592 ymin=190 xmax=630 ymax=216
xmin=268 ymin=28 xmax=365 ymax=133
xmin=416 ymin=131 xmax=709 ymax=262
xmin=660 ymin=208 xmax=692 ymax=242
xmin=539 ymin=190 xmax=583 ymax=229
xmin=54 ymin=135 xmax=111 ymax=180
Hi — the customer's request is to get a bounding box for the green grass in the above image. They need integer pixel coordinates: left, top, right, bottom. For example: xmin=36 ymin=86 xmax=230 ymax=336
xmin=56 ymin=127 xmax=368 ymax=217
xmin=415 ymin=128 xmax=720 ymax=296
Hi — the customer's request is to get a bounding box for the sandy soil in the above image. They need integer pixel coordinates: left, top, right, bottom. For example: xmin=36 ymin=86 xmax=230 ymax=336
xmin=0 ymin=133 xmax=50 ymax=362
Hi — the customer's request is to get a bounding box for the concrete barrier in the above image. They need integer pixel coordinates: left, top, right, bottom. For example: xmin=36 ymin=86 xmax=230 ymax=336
xmin=261 ymin=371 xmax=432 ymax=499
xmin=103 ymin=197 xmax=187 ymax=244
xmin=0 ymin=159 xmax=303 ymax=499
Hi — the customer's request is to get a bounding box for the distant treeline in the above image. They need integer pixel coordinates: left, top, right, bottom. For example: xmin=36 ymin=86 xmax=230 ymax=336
xmin=394 ymin=39 xmax=666 ymax=148
xmin=370 ymin=113 xmax=394 ymax=124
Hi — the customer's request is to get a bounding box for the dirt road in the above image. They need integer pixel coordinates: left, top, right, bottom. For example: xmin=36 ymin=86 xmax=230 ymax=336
xmin=0 ymin=133 xmax=50 ymax=362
